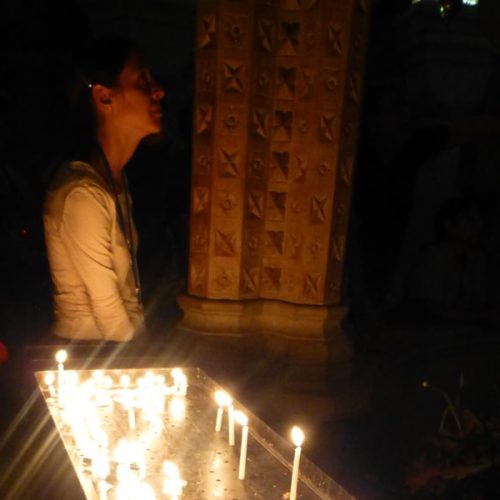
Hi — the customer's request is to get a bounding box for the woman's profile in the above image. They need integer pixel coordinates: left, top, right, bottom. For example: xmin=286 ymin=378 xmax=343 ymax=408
xmin=43 ymin=37 xmax=164 ymax=341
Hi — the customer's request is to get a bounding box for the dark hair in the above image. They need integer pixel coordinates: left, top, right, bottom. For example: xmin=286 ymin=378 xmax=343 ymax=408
xmin=63 ymin=36 xmax=141 ymax=161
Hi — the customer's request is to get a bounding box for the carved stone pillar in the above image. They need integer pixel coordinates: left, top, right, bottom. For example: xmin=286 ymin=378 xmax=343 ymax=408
xmin=179 ymin=0 xmax=371 ymax=386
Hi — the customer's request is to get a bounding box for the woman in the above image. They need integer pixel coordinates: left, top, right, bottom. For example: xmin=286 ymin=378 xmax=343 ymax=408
xmin=44 ymin=37 xmax=164 ymax=341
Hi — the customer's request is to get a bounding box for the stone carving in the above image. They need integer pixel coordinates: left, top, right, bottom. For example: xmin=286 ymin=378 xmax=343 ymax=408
xmin=292 ymin=154 xmax=307 ymax=181
xmin=199 ymin=64 xmax=215 ymax=92
xmin=327 ymin=23 xmax=343 ymax=55
xmin=193 ymin=187 xmax=209 ymax=215
xmin=223 ymin=61 xmax=245 ymax=93
xmin=311 ymin=196 xmax=327 ymax=223
xmin=219 ymin=148 xmax=240 ymax=177
xmin=252 ymin=108 xmax=269 ymax=139
xmin=278 ymin=22 xmax=299 ymax=55
xmin=214 ymin=230 xmax=237 ymax=256
xmin=256 ymin=19 xmax=274 ymax=53
xmin=196 ymin=105 xmax=212 ymax=134
xmin=194 ymin=154 xmax=211 ymax=177
xmin=271 ymin=151 xmax=289 ymax=182
xmin=299 ymin=68 xmax=314 ymax=99
xmin=324 ymin=69 xmax=339 ymax=93
xmin=286 ymin=233 xmax=302 ymax=258
xmin=244 ymin=232 xmax=260 ymax=256
xmin=217 ymin=191 xmax=237 ymax=216
xmin=319 ymin=113 xmax=336 ymax=142
xmin=241 ymin=267 xmax=259 ymax=294
xmin=222 ymin=106 xmax=241 ymax=134
xmin=291 ymin=196 xmax=305 ymax=214
xmin=309 ymin=237 xmax=323 ymax=255
xmin=191 ymin=229 xmax=208 ymax=254
xmin=249 ymin=153 xmax=266 ymax=179
xmin=199 ymin=14 xmax=216 ymax=49
xmin=273 ymin=110 xmax=293 ymax=141
xmin=265 ymin=230 xmax=284 ymax=256
xmin=214 ymin=268 xmax=233 ymax=290
xmin=256 ymin=69 xmax=271 ymax=95
xmin=317 ymin=159 xmax=332 ymax=176
xmin=190 ymin=263 xmax=207 ymax=292
xmin=262 ymin=267 xmax=281 ymax=292
xmin=224 ymin=17 xmax=246 ymax=46
xmin=267 ymin=191 xmax=287 ymax=221
xmin=341 ymin=157 xmax=353 ymax=186
xmin=303 ymin=273 xmax=321 ymax=300
xmin=331 ymin=235 xmax=345 ymax=262
xmin=276 ymin=66 xmax=296 ymax=99
xmin=247 ymin=191 xmax=265 ymax=219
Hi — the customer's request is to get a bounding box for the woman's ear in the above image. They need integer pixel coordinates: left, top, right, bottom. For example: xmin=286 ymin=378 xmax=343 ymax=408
xmin=91 ymin=84 xmax=113 ymax=111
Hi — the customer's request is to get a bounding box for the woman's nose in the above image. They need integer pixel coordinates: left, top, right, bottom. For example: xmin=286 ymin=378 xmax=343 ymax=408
xmin=152 ymin=81 xmax=165 ymax=101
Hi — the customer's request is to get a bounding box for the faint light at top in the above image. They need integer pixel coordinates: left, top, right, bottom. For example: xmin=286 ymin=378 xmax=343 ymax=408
xmin=411 ymin=0 xmax=479 ymax=5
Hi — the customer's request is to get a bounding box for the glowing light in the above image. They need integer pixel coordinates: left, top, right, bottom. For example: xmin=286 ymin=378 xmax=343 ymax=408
xmin=291 ymin=426 xmax=304 ymax=447
xmin=120 ymin=374 xmax=131 ymax=388
xmin=290 ymin=426 xmax=304 ymax=500
xmin=55 ymin=349 xmax=67 ymax=364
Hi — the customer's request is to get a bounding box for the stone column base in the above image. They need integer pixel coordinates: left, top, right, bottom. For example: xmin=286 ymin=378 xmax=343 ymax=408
xmin=176 ymin=295 xmax=353 ymax=390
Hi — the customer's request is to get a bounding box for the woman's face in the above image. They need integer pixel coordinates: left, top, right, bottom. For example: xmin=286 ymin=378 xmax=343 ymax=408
xmin=111 ymin=53 xmax=165 ymax=139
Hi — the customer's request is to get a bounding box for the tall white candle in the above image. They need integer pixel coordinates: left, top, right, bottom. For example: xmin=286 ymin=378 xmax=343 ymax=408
xmin=214 ymin=390 xmax=231 ymax=432
xmin=215 ymin=407 xmax=223 ymax=432
xmin=234 ymin=410 xmax=249 ymax=480
xmin=290 ymin=426 xmax=304 ymax=500
xmin=128 ymin=407 xmax=136 ymax=430
xmin=44 ymin=372 xmax=56 ymax=398
xmin=228 ymin=404 xmax=235 ymax=446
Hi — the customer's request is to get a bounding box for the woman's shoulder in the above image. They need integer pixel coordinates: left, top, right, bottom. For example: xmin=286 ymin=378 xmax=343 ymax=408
xmin=48 ymin=161 xmax=108 ymax=194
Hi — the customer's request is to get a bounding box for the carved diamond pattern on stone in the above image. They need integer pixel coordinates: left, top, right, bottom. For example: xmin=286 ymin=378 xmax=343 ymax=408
xmin=274 ymin=110 xmax=293 ymax=141
xmin=199 ymin=14 xmax=216 ymax=49
xmin=311 ymin=196 xmax=327 ymax=222
xmin=327 ymin=23 xmax=343 ymax=55
xmin=215 ymin=268 xmax=233 ymax=290
xmin=317 ymin=159 xmax=332 ymax=176
xmin=257 ymin=19 xmax=274 ymax=53
xmin=341 ymin=157 xmax=353 ymax=185
xmin=196 ymin=105 xmax=212 ymax=134
xmin=223 ymin=61 xmax=244 ymax=93
xmin=268 ymin=191 xmax=287 ymax=221
xmin=299 ymin=68 xmax=314 ymax=99
xmin=241 ymin=267 xmax=259 ymax=294
xmin=244 ymin=233 xmax=260 ymax=256
xmin=271 ymin=151 xmax=289 ymax=181
xmin=218 ymin=191 xmax=237 ymax=215
xmin=303 ymin=273 xmax=321 ymax=299
xmin=256 ymin=70 xmax=270 ymax=93
xmin=293 ymin=155 xmax=307 ymax=181
xmin=319 ymin=113 xmax=336 ymax=142
xmin=266 ymin=230 xmax=284 ymax=256
xmin=214 ymin=230 xmax=236 ymax=256
xmin=219 ymin=148 xmax=240 ymax=177
xmin=199 ymin=64 xmax=214 ymax=92
xmin=262 ymin=267 xmax=281 ymax=292
xmin=222 ymin=106 xmax=240 ymax=133
xmin=331 ymin=235 xmax=345 ymax=262
xmin=252 ymin=108 xmax=269 ymax=139
xmin=349 ymin=75 xmax=360 ymax=103
xmin=287 ymin=233 xmax=302 ymax=258
xmin=309 ymin=237 xmax=323 ymax=255
xmin=325 ymin=70 xmax=339 ymax=93
xmin=276 ymin=67 xmax=296 ymax=99
xmin=193 ymin=187 xmax=209 ymax=215
xmin=249 ymin=154 xmax=266 ymax=179
xmin=192 ymin=230 xmax=208 ymax=253
xmin=247 ymin=191 xmax=264 ymax=219
xmin=190 ymin=263 xmax=207 ymax=292
xmin=279 ymin=22 xmax=299 ymax=55
xmin=225 ymin=18 xmax=245 ymax=45
xmin=195 ymin=154 xmax=211 ymax=177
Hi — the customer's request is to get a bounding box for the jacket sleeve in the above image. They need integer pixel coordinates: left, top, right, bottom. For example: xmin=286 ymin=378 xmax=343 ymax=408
xmin=60 ymin=186 xmax=136 ymax=341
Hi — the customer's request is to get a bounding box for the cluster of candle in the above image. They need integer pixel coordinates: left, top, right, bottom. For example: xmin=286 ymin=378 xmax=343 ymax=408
xmin=44 ymin=350 xmax=188 ymax=499
xmin=44 ymin=350 xmax=307 ymax=499
xmin=213 ymin=389 xmax=305 ymax=499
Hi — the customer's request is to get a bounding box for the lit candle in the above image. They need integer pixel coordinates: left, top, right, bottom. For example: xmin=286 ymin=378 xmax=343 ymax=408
xmin=228 ymin=403 xmax=235 ymax=446
xmin=214 ymin=390 xmax=230 ymax=432
xmin=290 ymin=426 xmax=304 ymax=500
xmin=128 ymin=406 xmax=136 ymax=431
xmin=162 ymin=461 xmax=187 ymax=499
xmin=55 ymin=349 xmax=67 ymax=405
xmin=234 ymin=410 xmax=249 ymax=480
xmin=171 ymin=368 xmax=187 ymax=396
xmin=44 ymin=372 xmax=56 ymax=398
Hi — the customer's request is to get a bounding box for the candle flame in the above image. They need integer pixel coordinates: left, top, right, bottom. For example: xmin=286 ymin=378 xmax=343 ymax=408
xmin=233 ymin=410 xmax=248 ymax=426
xmin=215 ymin=390 xmax=232 ymax=407
xmin=291 ymin=426 xmax=304 ymax=447
xmin=162 ymin=460 xmax=180 ymax=478
xmin=55 ymin=349 xmax=67 ymax=363
xmin=120 ymin=374 xmax=131 ymax=387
